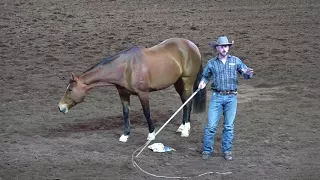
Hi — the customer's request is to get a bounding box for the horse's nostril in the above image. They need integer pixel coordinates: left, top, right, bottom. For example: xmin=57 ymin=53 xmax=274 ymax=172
xmin=59 ymin=107 xmax=65 ymax=113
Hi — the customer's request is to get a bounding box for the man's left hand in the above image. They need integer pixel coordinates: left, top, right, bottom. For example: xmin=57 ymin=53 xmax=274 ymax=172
xmin=242 ymin=68 xmax=253 ymax=75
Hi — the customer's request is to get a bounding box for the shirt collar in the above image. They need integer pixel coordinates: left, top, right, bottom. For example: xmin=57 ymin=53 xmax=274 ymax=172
xmin=214 ymin=54 xmax=232 ymax=61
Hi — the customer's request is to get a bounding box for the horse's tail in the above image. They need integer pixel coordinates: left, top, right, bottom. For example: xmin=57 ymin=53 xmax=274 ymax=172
xmin=193 ymin=63 xmax=207 ymax=113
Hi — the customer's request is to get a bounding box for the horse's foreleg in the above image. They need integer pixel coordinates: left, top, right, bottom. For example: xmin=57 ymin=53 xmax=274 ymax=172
xmin=117 ymin=88 xmax=131 ymax=142
xmin=138 ymin=93 xmax=155 ymax=141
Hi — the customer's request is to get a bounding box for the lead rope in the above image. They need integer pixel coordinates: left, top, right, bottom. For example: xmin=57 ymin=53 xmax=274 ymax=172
xmin=131 ymin=88 xmax=232 ymax=178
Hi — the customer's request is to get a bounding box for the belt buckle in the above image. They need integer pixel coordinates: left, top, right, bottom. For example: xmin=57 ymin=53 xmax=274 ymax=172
xmin=222 ymin=90 xmax=237 ymax=95
xmin=230 ymin=91 xmax=237 ymax=95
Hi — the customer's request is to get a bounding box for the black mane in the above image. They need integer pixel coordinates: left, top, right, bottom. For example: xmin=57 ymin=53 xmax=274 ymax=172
xmin=84 ymin=46 xmax=140 ymax=73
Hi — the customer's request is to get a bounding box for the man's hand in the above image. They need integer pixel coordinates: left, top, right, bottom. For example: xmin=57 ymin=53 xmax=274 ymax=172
xmin=242 ymin=68 xmax=254 ymax=75
xmin=198 ymin=81 xmax=206 ymax=89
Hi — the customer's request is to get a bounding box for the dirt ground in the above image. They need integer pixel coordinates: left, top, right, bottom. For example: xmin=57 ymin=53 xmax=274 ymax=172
xmin=1 ymin=0 xmax=320 ymax=179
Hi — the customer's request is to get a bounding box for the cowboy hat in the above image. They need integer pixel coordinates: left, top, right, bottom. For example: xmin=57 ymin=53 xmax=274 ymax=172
xmin=209 ymin=36 xmax=234 ymax=48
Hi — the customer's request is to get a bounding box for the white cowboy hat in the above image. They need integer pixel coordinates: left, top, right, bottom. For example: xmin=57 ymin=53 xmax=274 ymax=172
xmin=209 ymin=36 xmax=234 ymax=48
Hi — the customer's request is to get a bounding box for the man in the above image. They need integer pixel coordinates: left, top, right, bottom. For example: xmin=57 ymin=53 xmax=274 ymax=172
xmin=198 ymin=36 xmax=253 ymax=161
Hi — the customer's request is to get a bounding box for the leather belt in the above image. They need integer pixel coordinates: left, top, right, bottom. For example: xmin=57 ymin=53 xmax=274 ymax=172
xmin=213 ymin=90 xmax=238 ymax=95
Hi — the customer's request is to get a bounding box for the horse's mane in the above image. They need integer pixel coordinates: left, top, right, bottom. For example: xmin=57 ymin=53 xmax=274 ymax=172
xmin=84 ymin=46 xmax=141 ymax=73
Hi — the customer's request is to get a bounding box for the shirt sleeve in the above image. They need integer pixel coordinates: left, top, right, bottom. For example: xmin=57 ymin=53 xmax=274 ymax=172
xmin=201 ymin=60 xmax=213 ymax=84
xmin=236 ymin=57 xmax=253 ymax=79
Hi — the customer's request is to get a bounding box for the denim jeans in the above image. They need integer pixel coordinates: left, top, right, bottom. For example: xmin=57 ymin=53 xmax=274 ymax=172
xmin=203 ymin=92 xmax=237 ymax=154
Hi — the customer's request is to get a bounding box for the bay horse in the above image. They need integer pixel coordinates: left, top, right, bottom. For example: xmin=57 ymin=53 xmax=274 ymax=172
xmin=58 ymin=38 xmax=206 ymax=142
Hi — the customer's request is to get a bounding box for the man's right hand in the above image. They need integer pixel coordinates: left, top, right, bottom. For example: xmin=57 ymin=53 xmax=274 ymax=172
xmin=198 ymin=81 xmax=206 ymax=89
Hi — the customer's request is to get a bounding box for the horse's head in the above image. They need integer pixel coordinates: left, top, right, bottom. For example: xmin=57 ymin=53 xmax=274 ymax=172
xmin=58 ymin=72 xmax=88 ymax=114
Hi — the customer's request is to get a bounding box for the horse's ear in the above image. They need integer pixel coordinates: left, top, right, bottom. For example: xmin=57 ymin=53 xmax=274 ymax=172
xmin=70 ymin=72 xmax=78 ymax=81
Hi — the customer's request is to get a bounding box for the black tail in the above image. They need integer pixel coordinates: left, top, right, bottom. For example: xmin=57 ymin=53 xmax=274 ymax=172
xmin=193 ymin=64 xmax=207 ymax=113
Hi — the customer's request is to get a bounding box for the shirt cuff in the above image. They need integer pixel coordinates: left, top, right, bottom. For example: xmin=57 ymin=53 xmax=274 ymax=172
xmin=244 ymin=73 xmax=253 ymax=79
xmin=201 ymin=78 xmax=209 ymax=84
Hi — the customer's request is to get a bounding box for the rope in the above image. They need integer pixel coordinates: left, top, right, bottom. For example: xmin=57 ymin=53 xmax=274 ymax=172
xmin=132 ymin=145 xmax=232 ymax=179
xmin=131 ymin=88 xmax=232 ymax=178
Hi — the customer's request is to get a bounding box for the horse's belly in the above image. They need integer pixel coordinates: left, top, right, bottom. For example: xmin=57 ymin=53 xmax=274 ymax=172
xmin=149 ymin=65 xmax=181 ymax=90
xmin=149 ymin=79 xmax=177 ymax=90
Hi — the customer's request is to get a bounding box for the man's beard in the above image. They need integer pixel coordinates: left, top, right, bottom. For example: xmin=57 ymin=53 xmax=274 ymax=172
xmin=219 ymin=51 xmax=228 ymax=57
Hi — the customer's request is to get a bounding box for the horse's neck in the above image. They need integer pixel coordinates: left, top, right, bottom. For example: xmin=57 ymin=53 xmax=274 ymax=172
xmin=80 ymin=64 xmax=125 ymax=89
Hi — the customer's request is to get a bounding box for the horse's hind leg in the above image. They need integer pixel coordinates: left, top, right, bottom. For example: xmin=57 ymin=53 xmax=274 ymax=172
xmin=117 ymin=88 xmax=131 ymax=142
xmin=138 ymin=92 xmax=156 ymax=141
xmin=174 ymin=77 xmax=194 ymax=137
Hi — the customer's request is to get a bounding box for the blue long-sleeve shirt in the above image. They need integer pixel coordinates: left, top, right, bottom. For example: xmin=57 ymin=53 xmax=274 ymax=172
xmin=201 ymin=55 xmax=253 ymax=91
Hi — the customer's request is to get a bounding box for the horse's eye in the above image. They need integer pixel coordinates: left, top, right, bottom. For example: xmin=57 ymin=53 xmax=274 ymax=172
xmin=67 ymin=88 xmax=72 ymax=91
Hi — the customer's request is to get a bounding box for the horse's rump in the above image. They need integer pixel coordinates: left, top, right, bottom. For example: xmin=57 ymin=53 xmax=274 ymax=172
xmin=141 ymin=38 xmax=202 ymax=91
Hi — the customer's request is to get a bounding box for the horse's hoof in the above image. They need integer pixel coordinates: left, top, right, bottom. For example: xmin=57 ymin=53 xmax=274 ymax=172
xmin=119 ymin=134 xmax=129 ymax=142
xmin=147 ymin=132 xmax=156 ymax=141
xmin=181 ymin=130 xmax=190 ymax=137
xmin=181 ymin=122 xmax=190 ymax=137
xmin=176 ymin=124 xmax=184 ymax=132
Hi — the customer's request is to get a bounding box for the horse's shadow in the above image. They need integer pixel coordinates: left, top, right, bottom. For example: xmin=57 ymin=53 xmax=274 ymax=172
xmin=48 ymin=110 xmax=176 ymax=136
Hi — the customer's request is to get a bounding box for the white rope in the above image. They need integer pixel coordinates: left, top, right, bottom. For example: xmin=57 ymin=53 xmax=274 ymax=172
xmin=131 ymin=88 xmax=232 ymax=178
xmin=131 ymin=146 xmax=232 ymax=179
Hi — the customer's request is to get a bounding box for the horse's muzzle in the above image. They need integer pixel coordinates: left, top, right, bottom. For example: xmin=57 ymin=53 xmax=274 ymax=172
xmin=58 ymin=104 xmax=68 ymax=114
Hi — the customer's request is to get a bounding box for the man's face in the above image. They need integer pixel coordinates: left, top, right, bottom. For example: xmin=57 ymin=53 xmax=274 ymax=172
xmin=216 ymin=45 xmax=230 ymax=57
